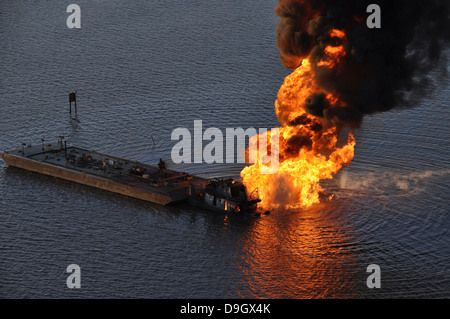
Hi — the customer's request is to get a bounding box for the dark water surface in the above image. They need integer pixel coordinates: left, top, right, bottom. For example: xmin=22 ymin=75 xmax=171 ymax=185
xmin=0 ymin=1 xmax=449 ymax=298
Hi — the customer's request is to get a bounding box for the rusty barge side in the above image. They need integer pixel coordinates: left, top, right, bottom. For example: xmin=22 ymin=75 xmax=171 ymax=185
xmin=0 ymin=143 xmax=192 ymax=205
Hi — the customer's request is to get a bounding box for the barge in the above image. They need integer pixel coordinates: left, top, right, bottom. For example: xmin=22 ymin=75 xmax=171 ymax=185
xmin=0 ymin=139 xmax=260 ymax=214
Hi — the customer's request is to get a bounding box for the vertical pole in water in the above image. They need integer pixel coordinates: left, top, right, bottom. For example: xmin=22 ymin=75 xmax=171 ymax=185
xmin=69 ymin=90 xmax=77 ymax=115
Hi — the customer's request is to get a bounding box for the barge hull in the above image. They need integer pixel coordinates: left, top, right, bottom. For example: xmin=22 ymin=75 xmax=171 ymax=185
xmin=0 ymin=152 xmax=179 ymax=205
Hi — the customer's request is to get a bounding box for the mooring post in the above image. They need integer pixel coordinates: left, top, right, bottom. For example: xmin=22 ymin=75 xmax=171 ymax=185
xmin=69 ymin=90 xmax=77 ymax=115
xmin=59 ymin=136 xmax=65 ymax=148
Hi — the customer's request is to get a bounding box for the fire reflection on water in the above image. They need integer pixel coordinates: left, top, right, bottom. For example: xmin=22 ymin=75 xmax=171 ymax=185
xmin=234 ymin=200 xmax=362 ymax=298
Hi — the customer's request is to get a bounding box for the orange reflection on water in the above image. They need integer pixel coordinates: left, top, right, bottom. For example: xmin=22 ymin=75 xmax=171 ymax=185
xmin=236 ymin=200 xmax=361 ymax=298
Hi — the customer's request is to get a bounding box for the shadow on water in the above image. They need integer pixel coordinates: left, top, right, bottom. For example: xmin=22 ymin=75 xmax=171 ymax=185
xmin=1 ymin=165 xmax=186 ymax=216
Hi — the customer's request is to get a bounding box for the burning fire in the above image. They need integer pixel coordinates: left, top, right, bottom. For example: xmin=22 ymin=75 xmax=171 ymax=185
xmin=238 ymin=0 xmax=450 ymax=210
xmin=240 ymin=29 xmax=355 ymax=210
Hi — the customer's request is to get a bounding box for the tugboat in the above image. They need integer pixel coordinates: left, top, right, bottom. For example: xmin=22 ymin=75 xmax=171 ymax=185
xmin=188 ymin=178 xmax=261 ymax=215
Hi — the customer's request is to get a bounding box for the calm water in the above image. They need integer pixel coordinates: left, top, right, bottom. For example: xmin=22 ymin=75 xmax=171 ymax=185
xmin=0 ymin=1 xmax=449 ymax=298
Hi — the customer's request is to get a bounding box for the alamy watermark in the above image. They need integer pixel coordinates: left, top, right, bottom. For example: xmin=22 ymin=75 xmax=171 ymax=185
xmin=366 ymin=264 xmax=381 ymax=288
xmin=66 ymin=4 xmax=380 ymax=30
xmin=66 ymin=4 xmax=81 ymax=29
xmin=66 ymin=264 xmax=81 ymax=289
xmin=366 ymin=4 xmax=381 ymax=29
xmin=171 ymin=120 xmax=280 ymax=174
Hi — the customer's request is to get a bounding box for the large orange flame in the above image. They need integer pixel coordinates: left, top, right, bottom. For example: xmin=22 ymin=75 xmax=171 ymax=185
xmin=240 ymin=30 xmax=355 ymax=210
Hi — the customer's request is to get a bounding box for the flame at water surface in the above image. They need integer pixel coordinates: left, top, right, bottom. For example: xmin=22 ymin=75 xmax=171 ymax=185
xmin=241 ymin=51 xmax=356 ymax=210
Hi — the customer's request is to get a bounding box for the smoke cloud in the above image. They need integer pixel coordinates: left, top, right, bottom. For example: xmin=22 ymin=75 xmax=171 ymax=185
xmin=275 ymin=0 xmax=450 ymax=128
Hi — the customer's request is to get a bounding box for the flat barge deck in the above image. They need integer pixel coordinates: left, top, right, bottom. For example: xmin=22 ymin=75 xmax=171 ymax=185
xmin=0 ymin=142 xmax=207 ymax=205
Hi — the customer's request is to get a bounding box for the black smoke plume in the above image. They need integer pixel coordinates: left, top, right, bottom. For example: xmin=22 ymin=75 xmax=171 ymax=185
xmin=275 ymin=0 xmax=450 ymax=128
